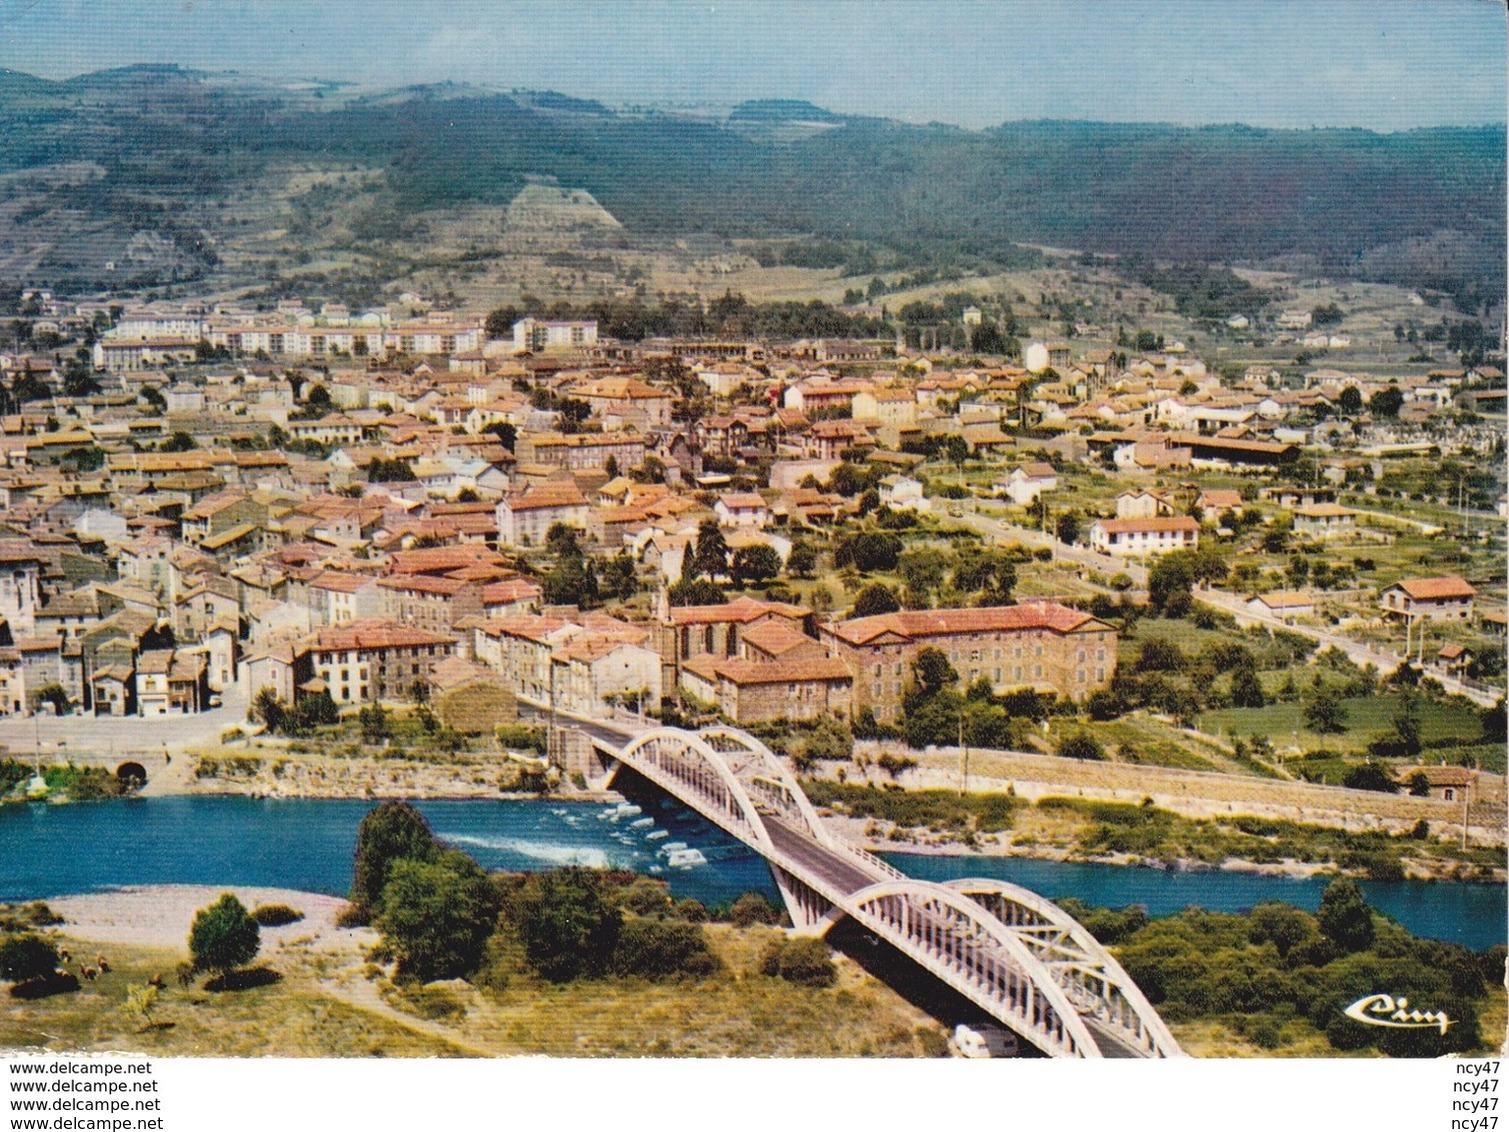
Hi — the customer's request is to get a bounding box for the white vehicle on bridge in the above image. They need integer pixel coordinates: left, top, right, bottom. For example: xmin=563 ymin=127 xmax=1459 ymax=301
xmin=954 ymin=1023 xmax=1019 ymax=1059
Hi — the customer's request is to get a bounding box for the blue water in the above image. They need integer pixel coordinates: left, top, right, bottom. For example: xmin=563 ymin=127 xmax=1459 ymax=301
xmin=885 ymin=854 xmax=1508 ymax=952
xmin=0 ymin=796 xmax=1502 ymax=950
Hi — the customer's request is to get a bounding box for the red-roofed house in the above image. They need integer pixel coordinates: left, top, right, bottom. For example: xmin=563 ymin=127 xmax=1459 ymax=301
xmin=1381 ymin=577 xmax=1477 ymax=623
xmin=1088 ymin=516 xmax=1199 ymax=557
xmin=680 ymin=654 xmax=853 ymax=723
xmin=714 ymin=492 xmax=770 ymax=530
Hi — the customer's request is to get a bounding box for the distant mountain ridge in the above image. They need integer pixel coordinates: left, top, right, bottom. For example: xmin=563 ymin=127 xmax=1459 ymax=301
xmin=0 ymin=66 xmax=1501 ymax=298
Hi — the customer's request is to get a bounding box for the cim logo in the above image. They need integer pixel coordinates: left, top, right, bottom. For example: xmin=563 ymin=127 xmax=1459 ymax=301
xmin=1344 ymin=993 xmax=1453 ymax=1035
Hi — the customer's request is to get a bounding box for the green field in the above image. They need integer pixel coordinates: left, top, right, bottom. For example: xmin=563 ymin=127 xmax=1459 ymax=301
xmin=1198 ymin=691 xmax=1485 ymax=755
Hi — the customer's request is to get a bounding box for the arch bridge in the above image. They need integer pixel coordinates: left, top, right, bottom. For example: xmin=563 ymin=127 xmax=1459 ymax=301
xmin=591 ymin=725 xmax=1182 ymax=1059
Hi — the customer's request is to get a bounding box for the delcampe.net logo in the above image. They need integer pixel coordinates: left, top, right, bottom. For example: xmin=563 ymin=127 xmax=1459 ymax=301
xmin=1344 ymin=993 xmax=1453 ymax=1035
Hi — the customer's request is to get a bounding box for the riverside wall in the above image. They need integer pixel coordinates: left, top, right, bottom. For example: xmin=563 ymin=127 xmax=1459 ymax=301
xmin=837 ymin=741 xmax=1505 ymax=845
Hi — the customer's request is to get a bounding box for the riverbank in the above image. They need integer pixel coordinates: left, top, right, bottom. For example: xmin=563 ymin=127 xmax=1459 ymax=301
xmin=45 ymin=885 xmax=360 ymax=952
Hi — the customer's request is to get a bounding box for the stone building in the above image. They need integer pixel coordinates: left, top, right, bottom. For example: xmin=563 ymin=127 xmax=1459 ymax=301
xmin=818 ymin=603 xmax=1117 ymax=722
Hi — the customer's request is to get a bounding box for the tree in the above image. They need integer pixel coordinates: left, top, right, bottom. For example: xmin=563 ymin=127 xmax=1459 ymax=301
xmin=1302 ymin=686 xmax=1347 ymax=733
xmin=1368 ymin=386 xmax=1405 ymax=418
xmin=368 ymin=457 xmax=416 ymax=482
xmin=1342 ymin=762 xmax=1400 ymax=793
xmin=731 ymin=544 xmax=782 ymax=588
xmin=161 ymin=431 xmax=197 ymax=452
xmin=1337 ymin=385 xmax=1363 ymax=415
xmin=1058 ymin=733 xmax=1106 ymax=761
xmin=1390 ymin=691 xmax=1423 ymax=759
xmin=250 ymin=686 xmax=286 ymax=733
xmin=485 ymin=421 xmax=517 ymax=451
xmin=944 ymin=434 xmax=969 ymax=475
xmin=188 ymin=894 xmax=260 ymax=977
xmin=601 ymin=552 xmax=638 ymax=601
xmin=543 ymin=553 xmax=599 ymax=608
xmin=139 ymin=384 xmax=166 ymax=414
xmin=1055 ymin=511 xmax=1080 ymax=545
xmin=1316 ymin=877 xmax=1374 ymax=953
xmin=834 ymin=531 xmax=903 ymax=573
xmin=910 ymin=647 xmax=958 ymax=699
xmin=852 ymin=583 xmax=901 ymax=618
xmin=515 ymin=868 xmax=622 ymax=981
xmin=1481 ymin=698 xmax=1507 ymax=744
xmin=358 ymin=704 xmax=389 ymax=743
xmin=668 ymin=578 xmax=725 ymax=606
xmin=1147 ymin=553 xmax=1195 ymax=617
xmin=1230 ymin=665 xmax=1266 ymax=708
xmin=786 ymin=541 xmax=817 ymax=579
xmin=299 ymin=383 xmax=332 ymax=413
xmin=375 ymin=851 xmax=501 ymax=982
xmin=349 ymin=801 xmax=440 ymax=921
xmin=0 ymin=934 xmax=59 ymax=983
xmin=692 ymin=519 xmax=730 ymax=580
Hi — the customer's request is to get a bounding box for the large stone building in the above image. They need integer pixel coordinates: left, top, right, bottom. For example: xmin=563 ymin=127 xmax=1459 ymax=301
xmin=818 ymin=603 xmax=1117 ymax=722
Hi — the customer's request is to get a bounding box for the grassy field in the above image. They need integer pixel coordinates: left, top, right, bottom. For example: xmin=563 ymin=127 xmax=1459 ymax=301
xmin=0 ymin=925 xmax=943 ymax=1059
xmin=0 ymin=943 xmax=466 ymax=1058
xmin=1197 ymin=691 xmax=1485 ymax=755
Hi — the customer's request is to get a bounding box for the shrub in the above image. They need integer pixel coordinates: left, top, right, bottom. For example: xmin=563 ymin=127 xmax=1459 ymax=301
xmin=728 ymin=892 xmax=781 ymax=928
xmin=609 ymin=919 xmax=720 ymax=980
xmin=761 ymin=937 xmax=836 ymax=987
xmin=514 ymin=868 xmax=621 ymax=982
xmin=1057 ymin=733 xmax=1105 ymax=761
xmin=188 ymin=894 xmax=261 ymax=977
xmin=0 ymin=934 xmax=60 ymax=983
xmin=250 ymin=904 xmax=304 ymax=927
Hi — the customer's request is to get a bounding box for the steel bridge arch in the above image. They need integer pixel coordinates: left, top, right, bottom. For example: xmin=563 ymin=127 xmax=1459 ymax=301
xmin=940 ymin=877 xmax=1183 ymax=1059
xmin=611 ymin=727 xmax=778 ymax=856
xmin=841 ymin=878 xmax=1103 ymax=1058
xmin=698 ymin=726 xmax=835 ymax=849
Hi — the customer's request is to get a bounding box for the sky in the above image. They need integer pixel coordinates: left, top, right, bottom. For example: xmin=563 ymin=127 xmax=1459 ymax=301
xmin=0 ymin=0 xmax=1503 ymax=131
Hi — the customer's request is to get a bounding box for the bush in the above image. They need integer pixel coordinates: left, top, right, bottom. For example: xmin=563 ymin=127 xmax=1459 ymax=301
xmin=188 ymin=894 xmax=261 ymax=977
xmin=250 ymin=904 xmax=304 ymax=927
xmin=728 ymin=892 xmax=781 ymax=928
xmin=1058 ymin=733 xmax=1105 ymax=761
xmin=760 ymin=937 xmax=836 ymax=987
xmin=609 ymin=919 xmax=720 ymax=980
xmin=514 ymin=868 xmax=622 ymax=981
xmin=0 ymin=933 xmax=59 ymax=983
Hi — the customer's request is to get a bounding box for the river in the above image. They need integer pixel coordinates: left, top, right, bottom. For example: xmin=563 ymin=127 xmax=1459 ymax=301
xmin=0 ymin=796 xmax=1503 ymax=950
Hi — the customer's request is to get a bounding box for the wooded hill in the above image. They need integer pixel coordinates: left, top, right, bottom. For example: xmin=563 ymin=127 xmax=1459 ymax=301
xmin=0 ymin=66 xmax=1501 ymax=300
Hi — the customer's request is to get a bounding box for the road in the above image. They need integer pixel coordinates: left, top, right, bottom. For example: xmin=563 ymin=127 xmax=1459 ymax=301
xmin=0 ymin=681 xmax=252 ymax=764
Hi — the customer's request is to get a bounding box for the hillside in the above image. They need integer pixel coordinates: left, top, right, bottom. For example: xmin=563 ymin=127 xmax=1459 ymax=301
xmin=0 ymin=66 xmax=1500 ymax=305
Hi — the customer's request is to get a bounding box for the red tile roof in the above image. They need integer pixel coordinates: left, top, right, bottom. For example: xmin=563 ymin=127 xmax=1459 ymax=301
xmin=1389 ymin=576 xmax=1477 ymax=601
xmin=824 ymin=602 xmax=1104 ymax=646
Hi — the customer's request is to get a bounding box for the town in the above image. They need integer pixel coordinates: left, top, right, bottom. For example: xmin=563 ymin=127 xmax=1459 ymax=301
xmin=0 ymin=283 xmax=1501 ymax=827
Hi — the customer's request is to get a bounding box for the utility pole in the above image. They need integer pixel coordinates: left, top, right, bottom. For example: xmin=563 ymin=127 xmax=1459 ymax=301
xmin=958 ymin=709 xmax=969 ymax=797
